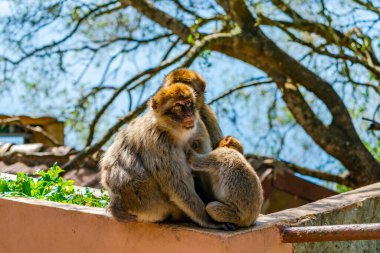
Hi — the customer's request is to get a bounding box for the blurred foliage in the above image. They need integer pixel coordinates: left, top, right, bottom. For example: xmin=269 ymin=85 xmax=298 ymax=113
xmin=0 ymin=163 xmax=109 ymax=208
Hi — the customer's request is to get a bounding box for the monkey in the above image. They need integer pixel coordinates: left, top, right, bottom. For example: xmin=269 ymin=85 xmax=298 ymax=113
xmin=163 ymin=69 xmax=223 ymax=203
xmin=187 ymin=136 xmax=264 ymax=227
xmin=163 ymin=68 xmax=223 ymax=150
xmin=100 ymin=83 xmax=231 ymax=230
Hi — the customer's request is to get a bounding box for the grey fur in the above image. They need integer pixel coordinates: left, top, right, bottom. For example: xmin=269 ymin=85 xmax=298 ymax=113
xmin=101 ymin=109 xmax=223 ymax=229
xmin=188 ymin=147 xmax=264 ymax=227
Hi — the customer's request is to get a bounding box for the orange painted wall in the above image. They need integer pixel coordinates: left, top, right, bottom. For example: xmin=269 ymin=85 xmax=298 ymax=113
xmin=0 ymin=197 xmax=292 ymax=253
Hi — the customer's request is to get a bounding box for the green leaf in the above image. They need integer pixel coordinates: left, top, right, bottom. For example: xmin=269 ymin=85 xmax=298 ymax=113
xmin=0 ymin=164 xmax=109 ymax=208
xmin=187 ymin=34 xmax=194 ymax=45
xmin=0 ymin=179 xmax=10 ymax=193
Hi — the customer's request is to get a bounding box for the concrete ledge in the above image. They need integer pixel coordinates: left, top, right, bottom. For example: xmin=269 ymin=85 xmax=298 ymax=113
xmin=261 ymin=182 xmax=380 ymax=225
xmin=0 ymin=197 xmax=290 ymax=253
xmin=1 ymin=173 xmax=379 ymax=253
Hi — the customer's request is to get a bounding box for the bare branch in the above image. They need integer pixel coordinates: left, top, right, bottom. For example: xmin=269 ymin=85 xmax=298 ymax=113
xmin=270 ymin=0 xmax=304 ymax=20
xmin=4 ymin=1 xmax=120 ymax=65
xmin=340 ymin=61 xmax=380 ymax=95
xmin=262 ymin=0 xmax=380 ymax=77
xmin=91 ymin=33 xmax=173 ymax=45
xmin=121 ymin=0 xmax=193 ymax=41
xmin=78 ymin=86 xmax=117 ymax=107
xmin=208 ymin=78 xmax=273 ymax=105
xmin=363 ymin=117 xmax=380 ymax=131
xmin=260 ymin=18 xmax=380 ymax=79
xmin=161 ymin=38 xmax=180 ymax=62
xmin=63 ymin=98 xmax=148 ymax=171
xmin=353 ymin=0 xmax=380 ymax=16
xmin=246 ymin=154 xmax=353 ymax=187
xmin=172 ymin=0 xmax=202 ymax=18
xmin=181 ymin=32 xmax=237 ymax=67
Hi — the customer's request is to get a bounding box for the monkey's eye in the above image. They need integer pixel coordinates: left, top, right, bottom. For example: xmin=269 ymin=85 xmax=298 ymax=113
xmin=174 ymin=104 xmax=182 ymax=110
xmin=185 ymin=102 xmax=194 ymax=110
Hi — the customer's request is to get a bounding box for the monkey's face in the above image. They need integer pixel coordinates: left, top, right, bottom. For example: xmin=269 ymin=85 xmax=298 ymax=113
xmin=168 ymin=99 xmax=195 ymax=129
xmin=151 ymin=83 xmax=199 ymax=130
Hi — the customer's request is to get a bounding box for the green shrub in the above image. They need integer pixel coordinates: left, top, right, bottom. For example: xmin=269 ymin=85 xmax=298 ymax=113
xmin=0 ymin=163 xmax=109 ymax=208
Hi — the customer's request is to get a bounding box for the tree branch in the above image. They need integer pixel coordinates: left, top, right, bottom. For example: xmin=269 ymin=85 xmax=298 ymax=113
xmin=172 ymin=0 xmax=202 ymax=18
xmin=63 ymin=99 xmax=148 ymax=171
xmin=266 ymin=0 xmax=380 ymax=76
xmin=120 ymin=0 xmax=193 ymax=42
xmin=363 ymin=117 xmax=380 ymax=131
xmin=259 ymin=17 xmax=380 ymax=79
xmin=353 ymin=0 xmax=380 ymax=16
xmin=246 ymin=154 xmax=354 ymax=187
xmin=270 ymin=0 xmax=304 ymax=20
xmin=216 ymin=0 xmax=256 ymax=29
xmin=4 ymin=1 xmax=120 ymax=65
xmin=208 ymin=78 xmax=273 ymax=105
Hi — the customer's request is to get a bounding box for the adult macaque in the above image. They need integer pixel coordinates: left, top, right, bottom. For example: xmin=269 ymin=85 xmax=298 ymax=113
xmin=101 ymin=83 xmax=229 ymax=230
xmin=163 ymin=69 xmax=223 ymax=149
xmin=163 ymin=69 xmax=223 ymax=203
xmin=187 ymin=136 xmax=264 ymax=227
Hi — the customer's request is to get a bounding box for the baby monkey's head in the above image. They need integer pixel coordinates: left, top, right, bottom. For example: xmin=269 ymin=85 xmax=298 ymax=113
xmin=218 ymin=136 xmax=244 ymax=154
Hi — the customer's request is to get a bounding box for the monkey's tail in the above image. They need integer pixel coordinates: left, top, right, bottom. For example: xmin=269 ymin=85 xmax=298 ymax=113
xmin=108 ymin=199 xmax=137 ymax=222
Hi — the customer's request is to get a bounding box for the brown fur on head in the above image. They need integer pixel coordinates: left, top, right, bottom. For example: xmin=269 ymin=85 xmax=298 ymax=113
xmin=150 ymin=83 xmax=198 ymax=130
xmin=163 ymin=69 xmax=206 ymax=107
xmin=217 ymin=136 xmax=244 ymax=154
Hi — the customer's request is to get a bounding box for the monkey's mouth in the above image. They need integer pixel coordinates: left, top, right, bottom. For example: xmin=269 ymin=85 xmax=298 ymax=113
xmin=182 ymin=117 xmax=194 ymax=129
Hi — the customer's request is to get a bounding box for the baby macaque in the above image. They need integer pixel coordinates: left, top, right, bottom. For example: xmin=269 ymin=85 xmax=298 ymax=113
xmin=187 ymin=136 xmax=263 ymax=227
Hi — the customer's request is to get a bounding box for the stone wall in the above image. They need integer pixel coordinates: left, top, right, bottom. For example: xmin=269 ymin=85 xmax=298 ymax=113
xmin=293 ymin=189 xmax=380 ymax=252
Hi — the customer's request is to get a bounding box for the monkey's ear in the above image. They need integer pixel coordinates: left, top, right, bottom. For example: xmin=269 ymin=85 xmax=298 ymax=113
xmin=151 ymin=98 xmax=158 ymax=110
xmin=199 ymin=80 xmax=206 ymax=93
xmin=224 ymin=136 xmax=232 ymax=145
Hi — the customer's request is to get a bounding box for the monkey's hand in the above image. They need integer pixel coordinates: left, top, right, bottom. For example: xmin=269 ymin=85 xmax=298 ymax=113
xmin=185 ymin=148 xmax=197 ymax=164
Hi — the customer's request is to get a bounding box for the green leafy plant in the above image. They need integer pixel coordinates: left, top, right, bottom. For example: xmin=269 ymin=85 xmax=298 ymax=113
xmin=0 ymin=163 xmax=109 ymax=208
